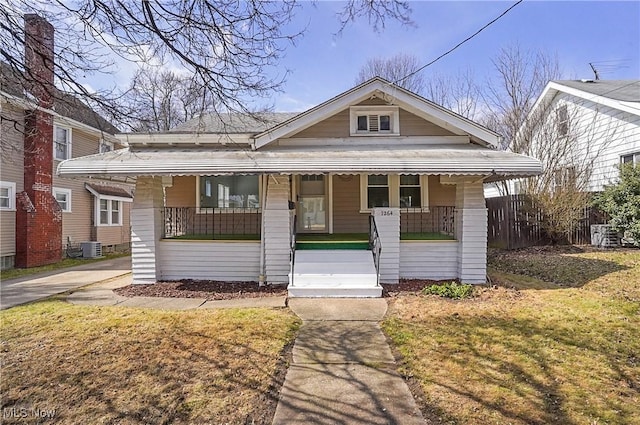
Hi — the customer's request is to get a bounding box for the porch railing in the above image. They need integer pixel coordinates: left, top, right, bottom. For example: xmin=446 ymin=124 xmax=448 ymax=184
xmin=162 ymin=207 xmax=261 ymax=239
xmin=400 ymin=206 xmax=456 ymax=237
xmin=369 ymin=215 xmax=382 ymax=286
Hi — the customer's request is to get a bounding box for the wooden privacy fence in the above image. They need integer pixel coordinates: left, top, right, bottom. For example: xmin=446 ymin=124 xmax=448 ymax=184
xmin=486 ymin=195 xmax=607 ymax=250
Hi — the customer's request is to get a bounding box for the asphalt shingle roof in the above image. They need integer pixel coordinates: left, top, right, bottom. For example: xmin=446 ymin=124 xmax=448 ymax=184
xmin=170 ymin=112 xmax=300 ymax=134
xmin=553 ymin=80 xmax=640 ymax=102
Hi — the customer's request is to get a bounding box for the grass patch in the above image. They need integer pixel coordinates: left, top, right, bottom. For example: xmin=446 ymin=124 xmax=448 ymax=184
xmin=165 ymin=234 xmax=260 ymax=241
xmin=400 ymin=232 xmax=456 ymax=240
xmin=0 ymin=253 xmax=129 ymax=281
xmin=384 ymin=248 xmax=640 ymax=425
xmin=422 ymin=281 xmax=475 ymax=299
xmin=0 ymin=301 xmax=301 ymax=424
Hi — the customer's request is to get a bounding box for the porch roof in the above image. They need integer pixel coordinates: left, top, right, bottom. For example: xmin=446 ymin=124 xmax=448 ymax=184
xmin=58 ymin=144 xmax=542 ymax=182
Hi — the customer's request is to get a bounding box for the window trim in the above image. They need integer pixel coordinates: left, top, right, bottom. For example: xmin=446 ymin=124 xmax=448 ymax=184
xmin=350 ymin=106 xmax=400 ymax=136
xmin=53 ymin=125 xmax=72 ymax=161
xmin=196 ymin=175 xmax=263 ymax=212
xmin=0 ymin=181 xmax=16 ymax=211
xmin=53 ymin=187 xmax=72 ymax=213
xmin=96 ymin=198 xmax=123 ymax=226
xmin=621 ymin=152 xmax=640 ymax=166
xmin=359 ymin=174 xmax=429 ymax=213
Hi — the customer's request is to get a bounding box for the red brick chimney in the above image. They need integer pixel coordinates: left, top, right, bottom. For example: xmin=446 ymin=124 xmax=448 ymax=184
xmin=15 ymin=14 xmax=62 ymax=268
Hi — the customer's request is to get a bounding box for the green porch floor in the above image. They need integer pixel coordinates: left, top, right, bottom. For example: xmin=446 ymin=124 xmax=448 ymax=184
xmin=296 ymin=233 xmax=369 ymax=250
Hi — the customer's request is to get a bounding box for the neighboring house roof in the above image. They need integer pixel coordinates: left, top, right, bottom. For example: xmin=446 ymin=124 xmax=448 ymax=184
xmin=532 ymin=79 xmax=640 ymax=116
xmin=170 ymin=112 xmax=299 ymax=134
xmin=0 ymin=61 xmax=120 ymax=134
xmin=58 ymin=144 xmax=542 ymax=183
xmin=85 ymin=183 xmax=133 ymax=199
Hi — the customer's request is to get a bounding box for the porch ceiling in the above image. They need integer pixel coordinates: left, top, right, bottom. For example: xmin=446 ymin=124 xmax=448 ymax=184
xmin=57 ymin=144 xmax=542 ymax=182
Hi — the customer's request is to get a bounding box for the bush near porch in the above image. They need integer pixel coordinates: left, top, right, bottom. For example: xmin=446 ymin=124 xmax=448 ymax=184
xmin=384 ymin=247 xmax=640 ymax=425
xmin=0 ymin=301 xmax=300 ymax=424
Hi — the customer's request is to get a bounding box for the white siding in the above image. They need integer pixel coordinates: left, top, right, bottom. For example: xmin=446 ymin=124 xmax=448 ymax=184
xmin=131 ymin=176 xmax=164 ymax=284
xmin=372 ymin=208 xmax=400 ymax=284
xmin=263 ymin=174 xmax=291 ymax=284
xmin=400 ymin=241 xmax=459 ymax=280
xmin=158 ymin=241 xmax=260 ymax=281
xmin=456 ymin=180 xmax=487 ymax=284
xmin=542 ymin=93 xmax=640 ymax=191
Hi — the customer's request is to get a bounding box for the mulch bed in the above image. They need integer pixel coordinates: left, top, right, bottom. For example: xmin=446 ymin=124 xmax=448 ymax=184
xmin=114 ymin=279 xmax=456 ymax=300
xmin=114 ymin=280 xmax=287 ymax=300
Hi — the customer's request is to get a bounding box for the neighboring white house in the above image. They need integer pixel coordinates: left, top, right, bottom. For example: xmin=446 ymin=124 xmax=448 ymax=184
xmin=58 ymin=78 xmax=542 ymax=297
xmin=485 ymin=79 xmax=640 ymax=198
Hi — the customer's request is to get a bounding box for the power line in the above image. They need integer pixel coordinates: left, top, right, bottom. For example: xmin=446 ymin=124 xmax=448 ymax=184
xmin=396 ymin=0 xmax=524 ymax=84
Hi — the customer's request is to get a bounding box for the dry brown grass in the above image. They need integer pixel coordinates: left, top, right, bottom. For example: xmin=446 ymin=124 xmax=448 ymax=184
xmin=0 ymin=301 xmax=300 ymax=424
xmin=384 ymin=248 xmax=640 ymax=425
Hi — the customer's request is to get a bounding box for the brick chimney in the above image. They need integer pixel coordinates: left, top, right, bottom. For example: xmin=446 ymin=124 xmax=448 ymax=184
xmin=15 ymin=14 xmax=63 ymax=268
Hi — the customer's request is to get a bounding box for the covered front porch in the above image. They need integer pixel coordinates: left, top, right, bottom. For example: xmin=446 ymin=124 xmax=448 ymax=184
xmin=130 ymin=171 xmax=482 ymax=297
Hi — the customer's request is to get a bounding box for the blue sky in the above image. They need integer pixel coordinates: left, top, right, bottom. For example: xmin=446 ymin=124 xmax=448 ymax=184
xmin=97 ymin=1 xmax=639 ymax=112
xmin=268 ymin=1 xmax=640 ymax=111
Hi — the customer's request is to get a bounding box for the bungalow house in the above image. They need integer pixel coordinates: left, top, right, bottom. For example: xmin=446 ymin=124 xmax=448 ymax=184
xmin=58 ymin=78 xmax=542 ymax=297
xmin=0 ymin=15 xmax=133 ymax=270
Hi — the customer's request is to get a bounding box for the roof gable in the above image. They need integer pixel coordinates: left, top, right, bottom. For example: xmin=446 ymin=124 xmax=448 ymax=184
xmin=253 ymin=77 xmax=500 ymax=149
xmin=531 ymin=80 xmax=640 ymax=117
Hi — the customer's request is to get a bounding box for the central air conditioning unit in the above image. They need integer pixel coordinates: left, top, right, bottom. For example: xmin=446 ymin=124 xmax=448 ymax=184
xmin=81 ymin=242 xmax=102 ymax=258
xmin=590 ymin=225 xmax=620 ymax=248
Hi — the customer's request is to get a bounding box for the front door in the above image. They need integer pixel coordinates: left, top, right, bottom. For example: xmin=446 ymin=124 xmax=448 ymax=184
xmin=297 ymin=175 xmax=327 ymax=232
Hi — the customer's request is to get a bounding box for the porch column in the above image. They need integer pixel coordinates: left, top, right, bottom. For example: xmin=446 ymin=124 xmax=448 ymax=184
xmin=372 ymin=208 xmax=400 ymax=284
xmin=263 ymin=175 xmax=291 ymax=284
xmin=131 ymin=176 xmax=164 ymax=284
xmin=455 ymin=180 xmax=488 ymax=284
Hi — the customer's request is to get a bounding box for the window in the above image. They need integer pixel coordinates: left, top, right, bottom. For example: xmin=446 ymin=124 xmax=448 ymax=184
xmin=99 ymin=199 xmax=122 ymax=225
xmin=553 ymin=166 xmax=577 ymax=190
xmin=350 ymin=106 xmax=399 ymax=136
xmin=367 ymin=175 xmax=389 ymax=208
xmin=621 ymin=152 xmax=640 ymax=166
xmin=0 ymin=181 xmax=16 ymax=211
xmin=200 ymin=175 xmax=260 ymax=208
xmin=400 ymin=175 xmax=421 ymax=208
xmin=556 ymin=105 xmax=569 ymax=136
xmin=54 ymin=126 xmax=71 ymax=160
xmin=53 ymin=187 xmax=72 ymax=212
xmin=100 ymin=140 xmax=114 ymax=153
xmin=360 ymin=174 xmax=429 ymax=212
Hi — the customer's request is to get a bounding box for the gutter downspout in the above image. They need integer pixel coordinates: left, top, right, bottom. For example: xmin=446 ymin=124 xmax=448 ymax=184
xmin=258 ymin=173 xmax=268 ymax=286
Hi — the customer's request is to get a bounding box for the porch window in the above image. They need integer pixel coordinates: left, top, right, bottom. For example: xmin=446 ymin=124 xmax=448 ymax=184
xmin=200 ymin=175 xmax=259 ymax=208
xmin=360 ymin=174 xmax=429 ymax=212
xmin=367 ymin=175 xmax=389 ymax=208
xmin=400 ymin=175 xmax=421 ymax=208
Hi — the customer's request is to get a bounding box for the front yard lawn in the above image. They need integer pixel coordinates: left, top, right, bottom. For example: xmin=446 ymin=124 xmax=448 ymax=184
xmin=0 ymin=301 xmax=300 ymax=424
xmin=384 ymin=247 xmax=640 ymax=425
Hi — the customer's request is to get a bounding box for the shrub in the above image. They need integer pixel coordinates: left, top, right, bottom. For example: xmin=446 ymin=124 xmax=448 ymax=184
xmin=422 ymin=281 xmax=475 ymax=299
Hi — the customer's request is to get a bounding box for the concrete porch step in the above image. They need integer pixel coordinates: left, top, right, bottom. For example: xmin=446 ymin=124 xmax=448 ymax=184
xmin=289 ymin=250 xmax=381 ymax=298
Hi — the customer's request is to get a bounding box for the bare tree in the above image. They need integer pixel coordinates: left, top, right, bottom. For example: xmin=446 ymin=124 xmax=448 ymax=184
xmin=482 ymin=45 xmax=562 ymax=150
xmin=115 ymin=67 xmax=216 ymax=132
xmin=355 ymin=53 xmax=425 ymax=94
xmin=424 ymin=69 xmax=481 ymax=119
xmin=0 ymin=0 xmax=412 ymax=141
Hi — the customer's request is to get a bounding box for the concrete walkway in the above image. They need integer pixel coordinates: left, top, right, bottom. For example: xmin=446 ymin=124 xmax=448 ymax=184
xmin=1 ymin=256 xmax=132 ymax=310
xmin=67 ymin=276 xmax=287 ymax=310
xmin=272 ymin=298 xmax=426 ymax=425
